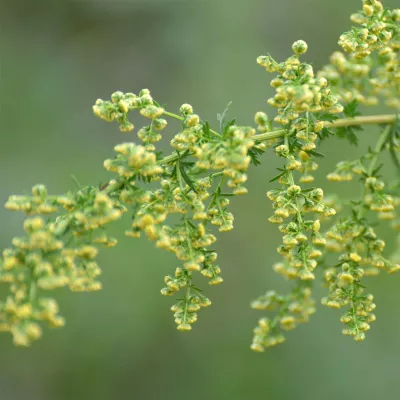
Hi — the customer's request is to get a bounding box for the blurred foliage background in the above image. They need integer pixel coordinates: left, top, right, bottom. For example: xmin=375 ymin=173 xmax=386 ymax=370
xmin=1 ymin=0 xmax=400 ymax=399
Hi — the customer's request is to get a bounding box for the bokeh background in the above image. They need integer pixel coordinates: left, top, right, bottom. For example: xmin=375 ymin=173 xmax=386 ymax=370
xmin=1 ymin=0 xmax=400 ymax=399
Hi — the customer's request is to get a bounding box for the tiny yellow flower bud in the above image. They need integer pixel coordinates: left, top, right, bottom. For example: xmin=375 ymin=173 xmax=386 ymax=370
xmin=180 ymin=104 xmax=193 ymax=116
xmin=312 ymin=220 xmax=321 ymax=233
xmin=354 ymin=332 xmax=366 ymax=342
xmin=339 ymin=272 xmax=354 ymax=284
xmin=299 ymin=150 xmax=310 ymax=162
xmin=32 ymin=184 xmax=47 ymax=197
xmin=363 ymin=4 xmax=374 ymax=16
xmin=275 ymin=208 xmax=290 ymax=218
xmin=298 ymin=270 xmax=315 ymax=281
xmin=186 ymin=114 xmax=200 ymax=127
xmin=255 ymin=112 xmax=268 ymax=125
xmin=185 ymin=262 xmax=201 ymax=272
xmin=177 ymin=323 xmax=192 ymax=332
xmin=118 ymin=100 xmax=129 ymax=113
xmin=15 ymin=304 xmax=33 ymax=318
xmin=292 ymin=40 xmax=308 ymax=55
xmin=280 ymin=315 xmax=296 ymax=330
xmin=250 ymin=343 xmax=265 ymax=352
xmin=287 ymin=185 xmax=301 ymax=196
xmin=349 ymin=253 xmax=362 ymax=263
xmin=209 ymin=276 xmax=223 ymax=285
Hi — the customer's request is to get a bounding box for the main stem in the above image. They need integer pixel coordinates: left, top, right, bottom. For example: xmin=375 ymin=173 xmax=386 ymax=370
xmin=103 ymin=113 xmax=397 ymax=195
xmin=254 ymin=114 xmax=398 ymax=142
xmin=159 ymin=113 xmax=398 ymax=166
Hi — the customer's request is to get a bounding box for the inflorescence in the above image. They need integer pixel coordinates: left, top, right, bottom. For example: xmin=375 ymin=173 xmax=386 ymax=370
xmin=0 ymin=0 xmax=399 ymax=349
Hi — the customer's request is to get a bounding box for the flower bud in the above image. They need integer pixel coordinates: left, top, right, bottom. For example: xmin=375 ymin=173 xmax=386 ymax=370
xmin=292 ymin=40 xmax=308 ymax=55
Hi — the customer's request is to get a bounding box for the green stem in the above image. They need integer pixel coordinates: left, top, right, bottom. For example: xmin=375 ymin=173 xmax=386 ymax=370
xmin=253 ymin=129 xmax=287 ymax=141
xmin=162 ymin=110 xmax=185 ymax=123
xmin=157 ymin=114 xmax=398 ymax=167
xmin=367 ymin=124 xmax=392 ymax=176
xmin=207 ymin=176 xmax=225 ymax=211
xmin=182 ymin=281 xmax=192 ymax=325
xmin=176 ymin=157 xmax=196 ymax=260
xmin=284 ymin=134 xmax=304 ymax=227
xmin=102 ymin=114 xmax=398 ymax=194
xmin=356 ymin=124 xmax=392 ymax=221
xmin=29 ymin=282 xmax=37 ymax=303
xmin=174 ymin=156 xmax=194 ymax=325
xmin=323 ymin=114 xmax=398 ymax=129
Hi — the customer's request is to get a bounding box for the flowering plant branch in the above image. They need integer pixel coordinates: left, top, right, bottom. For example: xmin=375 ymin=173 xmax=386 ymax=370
xmin=0 ymin=0 xmax=399 ymax=350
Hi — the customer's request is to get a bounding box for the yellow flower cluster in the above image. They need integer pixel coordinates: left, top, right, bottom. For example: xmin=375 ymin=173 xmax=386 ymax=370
xmin=327 ymin=159 xmax=365 ymax=182
xmin=320 ymin=1 xmax=400 ymax=109
xmin=104 ymin=143 xmax=163 ymax=179
xmin=319 ymin=52 xmax=378 ymax=106
xmin=251 ymin=284 xmax=315 ymax=352
xmin=267 ymin=183 xmax=333 ymax=280
xmin=257 ymin=40 xmax=343 ymax=126
xmin=93 ymin=89 xmax=164 ymax=133
xmin=170 ymin=104 xmax=203 ymax=152
xmin=323 ymin=124 xmax=400 ymax=341
xmin=1 ymin=1 xmax=399 ymax=350
xmin=195 ymin=126 xmax=256 ymax=195
xmin=0 ymin=185 xmax=124 ymax=345
xmin=92 ymin=92 xmax=260 ymax=332
xmin=250 ymin=41 xmax=346 ymax=351
xmin=5 ymin=184 xmax=58 ymax=215
xmin=125 ymin=167 xmax=225 ymax=331
xmin=340 ymin=1 xmax=398 ymax=58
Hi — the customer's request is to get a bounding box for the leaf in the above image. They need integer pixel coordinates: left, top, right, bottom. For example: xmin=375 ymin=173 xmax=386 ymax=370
xmin=308 ymin=150 xmax=325 ymax=158
xmin=301 ymin=188 xmax=317 ymax=193
xmin=217 ymin=101 xmax=233 ymax=133
xmin=223 ymin=118 xmax=236 ymax=134
xmin=180 ymin=149 xmax=191 ymax=159
xmin=219 ymin=193 xmax=236 ymax=197
xmin=336 ymin=126 xmax=361 ymax=146
xmin=179 ymin=162 xmax=198 ymax=193
xmin=371 ymin=163 xmax=384 ymax=177
xmin=187 ymin=219 xmax=197 ymax=229
xmin=190 ymin=284 xmax=203 ymax=292
xmin=269 ymin=170 xmax=286 ymax=183
xmin=202 ymin=121 xmax=211 ymax=139
xmin=343 ymin=100 xmax=361 ymax=118
xmin=314 ymin=112 xmax=339 ymax=142
xmin=291 ymin=139 xmax=302 ymax=151
xmin=316 ymin=112 xmax=340 ymax=123
xmin=248 ymin=146 xmax=266 ymax=166
xmin=181 ymin=161 xmax=196 ymax=167
xmin=170 ymin=165 xmax=177 ymax=178
xmin=357 ymin=283 xmax=367 ymax=289
xmin=318 ymin=127 xmax=335 ymax=141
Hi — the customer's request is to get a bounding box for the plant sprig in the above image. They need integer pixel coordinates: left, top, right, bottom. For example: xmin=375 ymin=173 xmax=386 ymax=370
xmin=0 ymin=0 xmax=399 ymax=350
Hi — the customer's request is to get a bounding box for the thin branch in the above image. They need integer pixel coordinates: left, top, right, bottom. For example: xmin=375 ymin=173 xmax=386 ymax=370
xmin=102 ymin=113 xmax=399 ymax=193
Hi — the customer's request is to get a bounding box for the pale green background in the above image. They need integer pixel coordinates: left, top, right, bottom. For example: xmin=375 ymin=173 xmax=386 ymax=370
xmin=1 ymin=0 xmax=400 ymax=399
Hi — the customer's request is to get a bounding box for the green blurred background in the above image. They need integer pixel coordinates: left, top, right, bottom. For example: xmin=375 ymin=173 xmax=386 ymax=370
xmin=1 ymin=0 xmax=400 ymax=399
